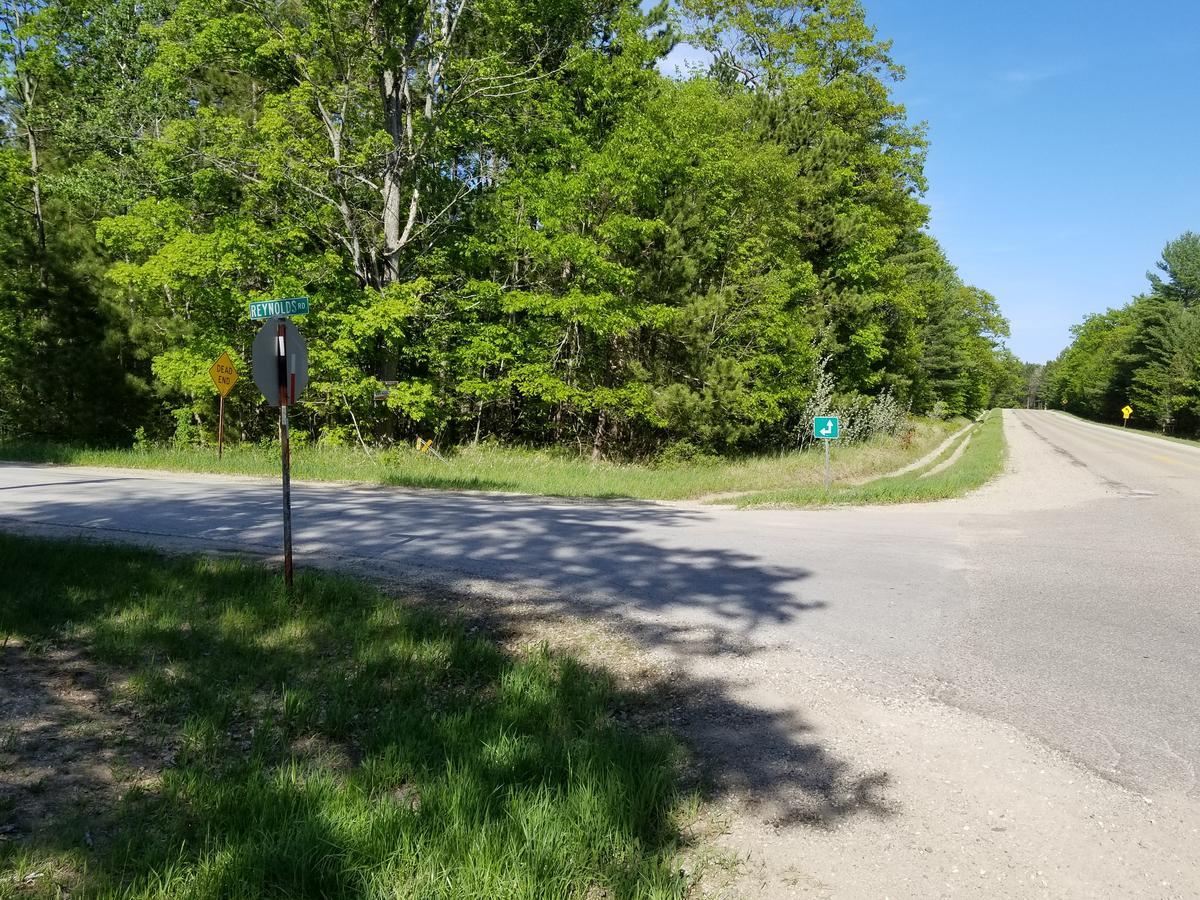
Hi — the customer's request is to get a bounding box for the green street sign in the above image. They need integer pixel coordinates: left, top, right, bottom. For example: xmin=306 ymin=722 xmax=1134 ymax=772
xmin=249 ymin=296 xmax=309 ymax=319
xmin=813 ymin=416 xmax=840 ymax=440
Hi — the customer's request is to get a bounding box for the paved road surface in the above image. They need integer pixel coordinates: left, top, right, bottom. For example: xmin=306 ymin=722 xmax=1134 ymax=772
xmin=2 ymin=409 xmax=1198 ymax=894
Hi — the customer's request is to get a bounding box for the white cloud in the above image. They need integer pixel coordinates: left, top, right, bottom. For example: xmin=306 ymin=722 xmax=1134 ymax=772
xmin=999 ymin=67 xmax=1062 ymax=86
xmin=990 ymin=62 xmax=1081 ymax=100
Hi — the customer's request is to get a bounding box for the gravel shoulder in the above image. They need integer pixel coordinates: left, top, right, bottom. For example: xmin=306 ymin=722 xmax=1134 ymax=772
xmin=680 ymin=411 xmax=1198 ymax=897
xmin=680 ymin=638 xmax=1197 ymax=899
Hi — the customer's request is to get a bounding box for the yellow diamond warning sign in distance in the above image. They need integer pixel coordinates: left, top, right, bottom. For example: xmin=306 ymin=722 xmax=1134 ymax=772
xmin=209 ymin=352 xmax=240 ymax=397
xmin=1122 ymin=404 xmax=1133 ymax=420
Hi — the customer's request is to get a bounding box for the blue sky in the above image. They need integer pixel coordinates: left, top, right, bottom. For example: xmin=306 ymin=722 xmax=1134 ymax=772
xmin=658 ymin=1 xmax=1200 ymax=363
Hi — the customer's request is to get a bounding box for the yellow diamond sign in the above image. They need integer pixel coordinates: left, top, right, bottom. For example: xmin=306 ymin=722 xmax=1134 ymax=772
xmin=1121 ymin=404 xmax=1133 ymax=420
xmin=209 ymin=352 xmax=239 ymax=397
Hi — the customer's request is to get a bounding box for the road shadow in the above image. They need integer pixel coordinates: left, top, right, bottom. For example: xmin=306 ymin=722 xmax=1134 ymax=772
xmin=0 ymin=474 xmax=897 ymax=888
xmin=449 ymin=586 xmax=895 ymax=830
xmin=667 ymin=680 xmax=893 ymax=827
xmin=1 ymin=478 xmax=825 ymax=649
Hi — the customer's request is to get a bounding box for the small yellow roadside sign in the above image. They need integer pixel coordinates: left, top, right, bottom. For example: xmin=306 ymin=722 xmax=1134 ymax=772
xmin=209 ymin=352 xmax=239 ymax=397
xmin=1122 ymin=404 xmax=1133 ymax=420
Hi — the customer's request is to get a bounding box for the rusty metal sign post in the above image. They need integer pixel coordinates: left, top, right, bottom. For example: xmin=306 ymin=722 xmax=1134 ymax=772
xmin=252 ymin=314 xmax=309 ymax=589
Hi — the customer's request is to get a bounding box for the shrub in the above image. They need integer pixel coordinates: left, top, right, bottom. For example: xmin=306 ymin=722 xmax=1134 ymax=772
xmin=656 ymin=439 xmax=721 ymax=468
xmin=796 ymin=360 xmax=909 ymax=448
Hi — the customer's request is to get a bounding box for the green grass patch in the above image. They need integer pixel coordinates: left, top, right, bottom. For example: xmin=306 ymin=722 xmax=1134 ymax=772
xmin=0 ymin=536 xmax=688 ymax=899
xmin=0 ymin=419 xmax=961 ymax=501
xmin=732 ymin=410 xmax=1006 ymax=508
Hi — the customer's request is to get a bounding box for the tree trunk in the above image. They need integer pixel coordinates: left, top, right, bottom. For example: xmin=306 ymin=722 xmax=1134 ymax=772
xmin=25 ymin=124 xmax=46 ymax=257
xmin=374 ymin=2 xmax=466 ymax=285
xmin=18 ymin=70 xmax=47 ymax=285
xmin=591 ymin=409 xmax=607 ymax=462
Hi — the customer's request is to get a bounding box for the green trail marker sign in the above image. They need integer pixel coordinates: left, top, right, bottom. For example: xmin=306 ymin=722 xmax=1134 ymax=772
xmin=249 ymin=296 xmax=309 ymax=319
xmin=813 ymin=416 xmax=840 ymax=440
xmin=813 ymin=416 xmax=841 ymax=490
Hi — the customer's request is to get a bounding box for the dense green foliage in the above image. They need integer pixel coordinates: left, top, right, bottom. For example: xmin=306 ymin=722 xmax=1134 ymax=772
xmin=1 ymin=0 xmax=1016 ymax=456
xmin=1043 ymin=232 xmax=1200 ymax=433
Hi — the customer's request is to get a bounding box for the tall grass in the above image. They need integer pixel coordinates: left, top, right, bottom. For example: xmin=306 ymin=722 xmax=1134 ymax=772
xmin=0 ymin=536 xmax=688 ymax=899
xmin=0 ymin=419 xmax=961 ymax=501
xmin=733 ymin=410 xmax=1006 ymax=508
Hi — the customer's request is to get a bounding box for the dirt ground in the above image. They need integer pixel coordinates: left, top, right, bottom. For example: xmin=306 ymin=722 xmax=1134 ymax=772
xmin=0 ymin=640 xmax=171 ymax=893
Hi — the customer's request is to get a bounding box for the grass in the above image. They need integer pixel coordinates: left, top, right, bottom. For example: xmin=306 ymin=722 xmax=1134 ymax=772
xmin=0 ymin=419 xmax=962 ymax=501
xmin=0 ymin=535 xmax=689 ymax=899
xmin=731 ymin=409 xmax=1006 ymax=508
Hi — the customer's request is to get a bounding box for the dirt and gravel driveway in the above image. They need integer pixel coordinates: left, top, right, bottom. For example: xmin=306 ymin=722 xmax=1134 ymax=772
xmin=1 ymin=409 xmax=1198 ymax=897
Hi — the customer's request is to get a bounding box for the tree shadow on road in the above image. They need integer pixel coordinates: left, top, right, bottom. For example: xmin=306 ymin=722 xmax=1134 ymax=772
xmin=0 ymin=481 xmax=896 ymax=891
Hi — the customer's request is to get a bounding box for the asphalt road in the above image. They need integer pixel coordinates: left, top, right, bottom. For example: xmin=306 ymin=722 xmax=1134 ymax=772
xmin=1 ymin=409 xmax=1197 ymax=806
